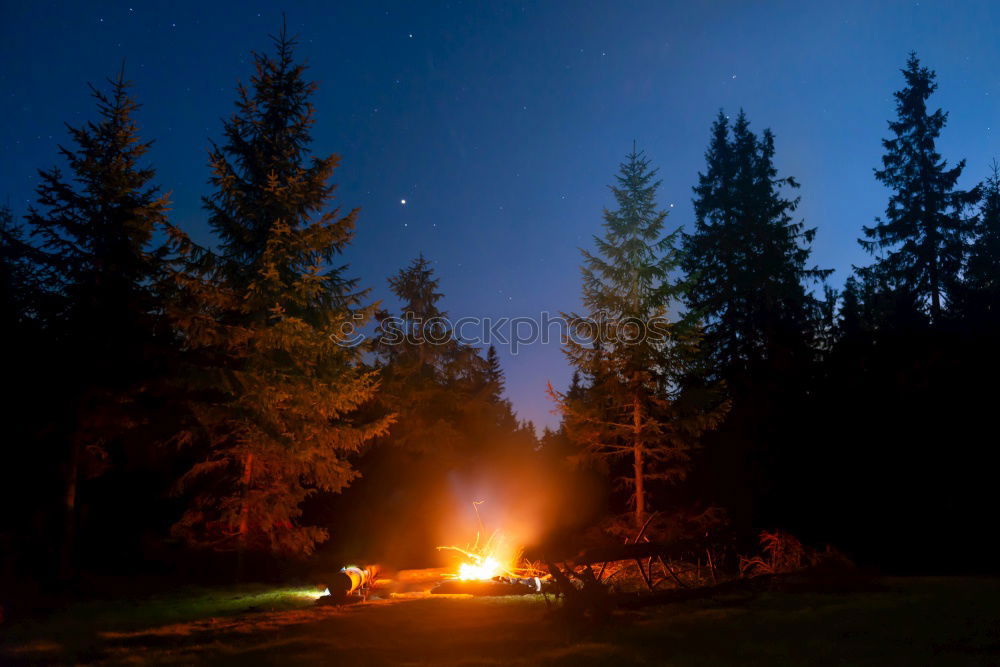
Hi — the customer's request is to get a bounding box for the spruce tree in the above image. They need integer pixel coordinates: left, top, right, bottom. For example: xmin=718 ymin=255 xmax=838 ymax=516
xmin=23 ymin=70 xmax=171 ymax=577
xmin=373 ymin=255 xmax=515 ymax=455
xmin=838 ymin=276 xmax=872 ymax=341
xmin=388 ymin=254 xmax=445 ymax=326
xmin=167 ymin=26 xmax=390 ymax=557
xmin=552 ymin=147 xmax=727 ymax=528
xmin=860 ymin=53 xmax=979 ymax=324
xmin=565 ymin=370 xmax=585 ymax=402
xmin=27 ymin=69 xmax=169 ymax=360
xmin=374 ymin=255 xmax=460 ymax=454
xmin=381 ymin=254 xmax=449 ymax=371
xmin=960 ymin=161 xmax=1000 ymax=322
xmin=683 ymin=110 xmax=829 ymax=382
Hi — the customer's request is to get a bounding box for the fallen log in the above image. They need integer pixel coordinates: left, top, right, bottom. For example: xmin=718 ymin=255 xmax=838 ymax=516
xmin=431 ymin=577 xmax=551 ymax=596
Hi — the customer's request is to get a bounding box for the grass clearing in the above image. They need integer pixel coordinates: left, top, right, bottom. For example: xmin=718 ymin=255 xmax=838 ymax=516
xmin=3 ymin=577 xmax=998 ymax=665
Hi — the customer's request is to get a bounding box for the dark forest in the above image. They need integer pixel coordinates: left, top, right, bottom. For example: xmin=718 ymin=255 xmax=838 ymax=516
xmin=2 ymin=7 xmax=999 ymax=664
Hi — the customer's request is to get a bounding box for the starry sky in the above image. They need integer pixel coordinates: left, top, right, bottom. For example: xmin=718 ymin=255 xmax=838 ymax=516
xmin=3 ymin=1 xmax=998 ymax=430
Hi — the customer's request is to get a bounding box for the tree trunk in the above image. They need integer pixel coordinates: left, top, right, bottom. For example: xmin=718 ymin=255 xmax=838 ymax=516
xmin=60 ymin=438 xmax=80 ymax=582
xmin=929 ymin=220 xmax=941 ymax=324
xmin=930 ymin=253 xmax=941 ymax=324
xmin=633 ymin=392 xmax=645 ymax=528
xmin=236 ymin=452 xmax=254 ymax=580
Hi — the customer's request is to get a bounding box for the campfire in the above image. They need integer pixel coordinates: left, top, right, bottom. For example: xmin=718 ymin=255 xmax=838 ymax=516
xmin=437 ymin=529 xmax=520 ymax=581
xmin=318 ymin=500 xmax=550 ymax=603
xmin=435 ymin=500 xmax=524 ymax=581
xmin=430 ymin=501 xmax=549 ymax=594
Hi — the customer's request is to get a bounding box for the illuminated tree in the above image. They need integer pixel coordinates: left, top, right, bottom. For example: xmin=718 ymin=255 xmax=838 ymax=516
xmin=552 ymin=147 xmax=728 ymax=528
xmin=167 ymin=26 xmax=391 ymax=557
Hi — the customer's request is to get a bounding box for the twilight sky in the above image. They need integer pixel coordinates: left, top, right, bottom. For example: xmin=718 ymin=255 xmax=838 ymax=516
xmin=3 ymin=1 xmax=998 ymax=429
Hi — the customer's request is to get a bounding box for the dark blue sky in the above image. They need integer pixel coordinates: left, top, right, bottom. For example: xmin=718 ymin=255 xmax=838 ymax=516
xmin=3 ymin=1 xmax=998 ymax=429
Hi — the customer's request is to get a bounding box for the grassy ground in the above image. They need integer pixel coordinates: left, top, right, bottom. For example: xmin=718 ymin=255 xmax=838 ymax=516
xmin=3 ymin=577 xmax=999 ymax=665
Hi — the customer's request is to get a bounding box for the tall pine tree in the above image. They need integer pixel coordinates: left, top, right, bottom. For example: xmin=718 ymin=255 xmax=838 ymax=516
xmin=373 ymin=255 xmax=519 ymax=455
xmin=374 ymin=255 xmax=461 ymax=454
xmin=24 ymin=69 xmax=171 ymax=577
xmin=860 ymin=53 xmax=979 ymax=325
xmin=552 ymin=147 xmax=727 ymax=528
xmin=167 ymin=26 xmax=390 ymax=558
xmin=683 ymin=110 xmax=829 ymax=383
xmin=681 ymin=111 xmax=830 ymax=534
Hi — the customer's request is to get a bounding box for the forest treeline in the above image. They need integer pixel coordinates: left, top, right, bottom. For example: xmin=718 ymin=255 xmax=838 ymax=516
xmin=1 ymin=29 xmax=997 ymax=589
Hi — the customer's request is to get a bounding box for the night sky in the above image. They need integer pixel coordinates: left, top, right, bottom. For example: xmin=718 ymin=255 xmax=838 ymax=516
xmin=3 ymin=1 xmax=998 ymax=429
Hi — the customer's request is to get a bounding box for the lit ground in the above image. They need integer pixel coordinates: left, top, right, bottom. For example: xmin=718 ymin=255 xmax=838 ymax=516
xmin=3 ymin=578 xmax=999 ymax=665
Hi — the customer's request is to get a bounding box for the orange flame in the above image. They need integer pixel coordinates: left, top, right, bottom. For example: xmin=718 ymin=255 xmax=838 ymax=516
xmin=437 ymin=501 xmax=523 ymax=581
xmin=437 ymin=530 xmax=520 ymax=580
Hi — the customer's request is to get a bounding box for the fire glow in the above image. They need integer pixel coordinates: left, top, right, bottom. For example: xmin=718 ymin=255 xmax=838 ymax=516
xmin=458 ymin=556 xmax=503 ymax=581
xmin=438 ymin=531 xmax=519 ymax=581
xmin=437 ymin=501 xmax=522 ymax=581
